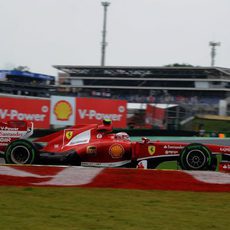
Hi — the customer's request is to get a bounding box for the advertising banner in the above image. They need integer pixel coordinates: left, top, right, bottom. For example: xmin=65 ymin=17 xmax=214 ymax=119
xmin=1 ymin=96 xmax=127 ymax=129
xmin=145 ymin=104 xmax=165 ymax=129
xmin=0 ymin=97 xmax=50 ymax=129
xmin=50 ymin=96 xmax=76 ymax=126
xmin=76 ymin=98 xmax=127 ymax=128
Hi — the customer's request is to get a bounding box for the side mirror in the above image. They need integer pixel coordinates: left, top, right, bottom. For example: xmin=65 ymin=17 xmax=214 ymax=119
xmin=142 ymin=137 xmax=150 ymax=143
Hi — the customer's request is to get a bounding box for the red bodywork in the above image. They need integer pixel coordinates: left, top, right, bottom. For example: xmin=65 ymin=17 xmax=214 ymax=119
xmin=34 ymin=122 xmax=133 ymax=167
xmin=0 ymin=120 xmax=230 ymax=170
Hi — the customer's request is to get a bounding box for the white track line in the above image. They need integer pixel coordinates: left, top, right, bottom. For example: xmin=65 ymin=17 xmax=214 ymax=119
xmin=0 ymin=166 xmax=103 ymax=186
xmin=186 ymin=171 xmax=230 ymax=184
xmin=0 ymin=166 xmax=43 ymax=177
xmin=33 ymin=167 xmax=103 ymax=186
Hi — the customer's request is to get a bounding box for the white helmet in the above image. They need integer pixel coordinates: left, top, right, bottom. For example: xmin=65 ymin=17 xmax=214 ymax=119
xmin=115 ymin=132 xmax=130 ymax=141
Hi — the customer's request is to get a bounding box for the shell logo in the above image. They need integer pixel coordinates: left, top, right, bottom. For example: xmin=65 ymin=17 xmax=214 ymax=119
xmin=109 ymin=144 xmax=124 ymax=159
xmin=54 ymin=100 xmax=73 ymax=121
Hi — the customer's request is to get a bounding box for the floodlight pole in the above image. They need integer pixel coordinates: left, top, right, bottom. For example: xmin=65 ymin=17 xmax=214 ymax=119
xmin=101 ymin=2 xmax=110 ymax=66
xmin=209 ymin=41 xmax=221 ymax=66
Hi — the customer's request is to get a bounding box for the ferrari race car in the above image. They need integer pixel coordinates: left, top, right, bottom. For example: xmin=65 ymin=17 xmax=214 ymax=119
xmin=0 ymin=119 xmax=230 ymax=171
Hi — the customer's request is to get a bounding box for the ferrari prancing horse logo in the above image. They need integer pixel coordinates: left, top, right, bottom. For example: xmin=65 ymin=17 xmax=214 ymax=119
xmin=148 ymin=145 xmax=156 ymax=155
xmin=65 ymin=131 xmax=73 ymax=140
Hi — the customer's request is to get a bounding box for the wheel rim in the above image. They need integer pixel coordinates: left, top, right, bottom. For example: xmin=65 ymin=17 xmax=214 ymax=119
xmin=11 ymin=145 xmax=30 ymax=164
xmin=186 ymin=149 xmax=206 ymax=169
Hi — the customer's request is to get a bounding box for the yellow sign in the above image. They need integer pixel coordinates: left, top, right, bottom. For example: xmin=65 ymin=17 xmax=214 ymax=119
xmin=148 ymin=145 xmax=155 ymax=155
xmin=54 ymin=100 xmax=73 ymax=121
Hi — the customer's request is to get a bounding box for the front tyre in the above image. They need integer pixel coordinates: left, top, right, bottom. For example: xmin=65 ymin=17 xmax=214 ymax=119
xmin=178 ymin=143 xmax=214 ymax=171
xmin=5 ymin=139 xmax=38 ymax=164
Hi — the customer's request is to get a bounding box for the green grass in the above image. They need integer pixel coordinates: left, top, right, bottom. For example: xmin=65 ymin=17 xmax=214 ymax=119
xmin=156 ymin=161 xmax=179 ymax=169
xmin=182 ymin=118 xmax=230 ymax=135
xmin=0 ymin=187 xmax=229 ymax=230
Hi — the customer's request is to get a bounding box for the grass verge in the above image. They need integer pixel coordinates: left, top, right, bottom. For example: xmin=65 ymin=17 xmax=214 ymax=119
xmin=0 ymin=187 xmax=229 ymax=230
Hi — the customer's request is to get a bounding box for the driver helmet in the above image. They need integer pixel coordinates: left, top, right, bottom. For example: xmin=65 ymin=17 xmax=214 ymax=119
xmin=115 ymin=132 xmax=130 ymax=141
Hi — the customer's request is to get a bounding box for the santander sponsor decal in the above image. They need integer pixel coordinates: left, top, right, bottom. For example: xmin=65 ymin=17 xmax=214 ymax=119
xmin=76 ymin=98 xmax=127 ymax=128
xmin=0 ymin=97 xmax=50 ymax=129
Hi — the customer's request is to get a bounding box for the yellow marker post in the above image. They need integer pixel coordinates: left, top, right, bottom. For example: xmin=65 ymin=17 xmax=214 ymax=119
xmin=218 ymin=133 xmax=225 ymax=138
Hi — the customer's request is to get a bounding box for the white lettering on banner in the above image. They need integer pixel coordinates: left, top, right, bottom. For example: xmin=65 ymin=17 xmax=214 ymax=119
xmin=78 ymin=109 xmax=87 ymax=118
xmin=0 ymin=109 xmax=8 ymax=119
xmin=0 ymin=109 xmax=46 ymax=121
xmin=78 ymin=109 xmax=122 ymax=121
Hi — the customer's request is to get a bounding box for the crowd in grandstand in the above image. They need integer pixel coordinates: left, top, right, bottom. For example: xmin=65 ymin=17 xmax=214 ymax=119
xmin=1 ymin=66 xmax=229 ymax=117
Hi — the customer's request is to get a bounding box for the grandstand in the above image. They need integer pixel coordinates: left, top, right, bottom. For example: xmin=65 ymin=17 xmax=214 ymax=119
xmin=1 ymin=66 xmax=230 ymax=117
xmin=1 ymin=65 xmax=230 ymax=130
xmin=54 ymin=65 xmax=230 ymax=114
xmin=0 ymin=70 xmax=55 ymax=97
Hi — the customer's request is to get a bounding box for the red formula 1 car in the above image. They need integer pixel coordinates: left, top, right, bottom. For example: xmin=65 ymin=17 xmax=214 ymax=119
xmin=0 ymin=119 xmax=230 ymax=171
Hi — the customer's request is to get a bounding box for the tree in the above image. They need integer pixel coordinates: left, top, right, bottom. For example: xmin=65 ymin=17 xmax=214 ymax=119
xmin=164 ymin=63 xmax=194 ymax=67
xmin=13 ymin=66 xmax=30 ymax=72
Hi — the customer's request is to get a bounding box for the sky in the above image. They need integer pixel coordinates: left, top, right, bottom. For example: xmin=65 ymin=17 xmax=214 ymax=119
xmin=0 ymin=0 xmax=229 ymax=76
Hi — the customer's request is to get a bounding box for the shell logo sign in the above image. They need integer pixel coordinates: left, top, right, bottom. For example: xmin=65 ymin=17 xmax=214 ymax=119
xmin=50 ymin=96 xmax=76 ymax=126
xmin=54 ymin=100 xmax=72 ymax=121
xmin=50 ymin=96 xmax=127 ymax=128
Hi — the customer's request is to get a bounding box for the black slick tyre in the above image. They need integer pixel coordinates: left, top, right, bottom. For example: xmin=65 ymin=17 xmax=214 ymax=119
xmin=179 ymin=143 xmax=214 ymax=171
xmin=5 ymin=139 xmax=38 ymax=164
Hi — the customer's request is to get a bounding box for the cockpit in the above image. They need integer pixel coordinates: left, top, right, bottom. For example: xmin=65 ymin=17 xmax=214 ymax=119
xmin=115 ymin=132 xmax=130 ymax=141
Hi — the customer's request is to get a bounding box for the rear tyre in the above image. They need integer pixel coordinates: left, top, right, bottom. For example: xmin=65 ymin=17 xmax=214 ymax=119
xmin=5 ymin=139 xmax=38 ymax=164
xmin=178 ymin=143 xmax=215 ymax=171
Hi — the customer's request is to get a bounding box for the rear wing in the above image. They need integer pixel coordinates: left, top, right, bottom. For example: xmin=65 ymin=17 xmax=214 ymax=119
xmin=0 ymin=121 xmax=34 ymax=153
